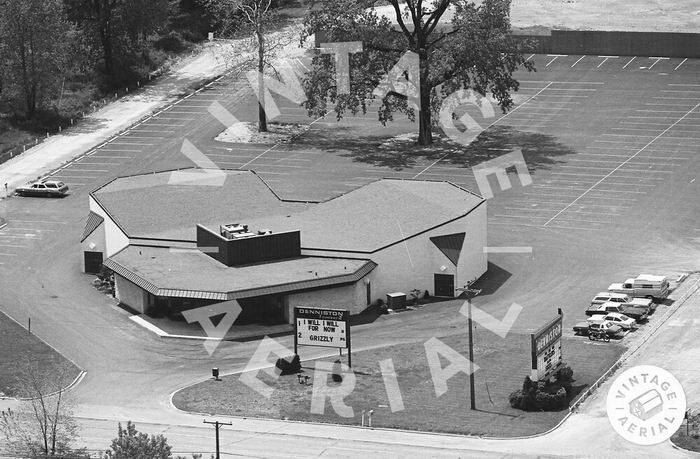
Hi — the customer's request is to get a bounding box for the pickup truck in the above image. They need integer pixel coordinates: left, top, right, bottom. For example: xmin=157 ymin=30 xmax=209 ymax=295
xmin=608 ymin=274 xmax=669 ymax=301
xmin=585 ymin=302 xmax=649 ymax=322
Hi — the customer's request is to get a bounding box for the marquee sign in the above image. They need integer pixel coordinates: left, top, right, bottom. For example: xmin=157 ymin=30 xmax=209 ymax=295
xmin=530 ymin=312 xmax=563 ymax=381
xmin=294 ymin=307 xmax=349 ymax=349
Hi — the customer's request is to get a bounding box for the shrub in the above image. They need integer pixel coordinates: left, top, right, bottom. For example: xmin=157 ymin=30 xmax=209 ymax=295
xmin=509 ymin=376 xmax=570 ymax=412
xmin=275 ymin=354 xmax=301 ymax=375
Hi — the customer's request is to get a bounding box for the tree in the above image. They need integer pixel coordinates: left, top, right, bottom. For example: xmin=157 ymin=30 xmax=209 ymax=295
xmin=65 ymin=0 xmax=170 ymax=84
xmin=104 ymin=421 xmax=173 ymax=459
xmin=202 ymin=0 xmax=294 ymax=132
xmin=301 ymin=0 xmax=534 ymax=145
xmin=0 ymin=0 xmax=74 ymax=118
xmin=0 ymin=362 xmax=86 ymax=458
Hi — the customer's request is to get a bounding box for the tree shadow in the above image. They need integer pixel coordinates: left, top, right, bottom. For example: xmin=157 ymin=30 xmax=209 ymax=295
xmin=292 ymin=124 xmax=575 ymax=172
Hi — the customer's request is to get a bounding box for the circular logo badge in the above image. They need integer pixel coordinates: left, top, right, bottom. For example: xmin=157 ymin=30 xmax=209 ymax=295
xmin=606 ymin=365 xmax=686 ymax=445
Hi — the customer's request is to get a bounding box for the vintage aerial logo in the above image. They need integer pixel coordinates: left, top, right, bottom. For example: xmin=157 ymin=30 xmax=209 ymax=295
xmin=606 ymin=365 xmax=686 ymax=445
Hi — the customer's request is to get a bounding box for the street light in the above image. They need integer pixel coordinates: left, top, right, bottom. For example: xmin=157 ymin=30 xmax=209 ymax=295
xmin=456 ymin=280 xmax=482 ymax=411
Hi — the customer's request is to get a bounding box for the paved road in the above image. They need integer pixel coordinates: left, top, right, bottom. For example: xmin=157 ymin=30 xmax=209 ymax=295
xmin=1 ymin=54 xmax=699 ymax=457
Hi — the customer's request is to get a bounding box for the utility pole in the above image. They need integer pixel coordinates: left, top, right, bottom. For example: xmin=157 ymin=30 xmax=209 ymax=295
xmin=203 ymin=419 xmax=232 ymax=459
xmin=466 ymin=299 xmax=476 ymax=410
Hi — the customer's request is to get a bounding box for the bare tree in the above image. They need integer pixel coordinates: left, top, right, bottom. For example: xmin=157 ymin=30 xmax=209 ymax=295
xmin=203 ymin=0 xmax=298 ymax=132
xmin=0 ymin=361 xmax=85 ymax=458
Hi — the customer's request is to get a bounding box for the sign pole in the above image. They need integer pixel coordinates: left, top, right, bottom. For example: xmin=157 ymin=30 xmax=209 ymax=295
xmin=293 ymin=308 xmax=298 ymax=357
xmin=467 ymin=299 xmax=476 ymax=410
xmin=347 ymin=322 xmax=352 ymax=368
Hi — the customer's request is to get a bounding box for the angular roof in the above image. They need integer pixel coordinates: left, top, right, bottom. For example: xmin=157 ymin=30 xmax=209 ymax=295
xmin=92 ymin=169 xmax=484 ymax=253
xmin=91 ymin=169 xmax=311 ymax=241
xmin=245 ymin=179 xmax=484 ymax=253
xmin=81 ymin=211 xmax=104 ymax=242
xmin=104 ymin=245 xmax=376 ymax=300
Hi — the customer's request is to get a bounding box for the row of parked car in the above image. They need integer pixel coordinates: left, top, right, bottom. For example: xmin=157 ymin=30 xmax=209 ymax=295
xmin=573 ymin=274 xmax=670 ymax=341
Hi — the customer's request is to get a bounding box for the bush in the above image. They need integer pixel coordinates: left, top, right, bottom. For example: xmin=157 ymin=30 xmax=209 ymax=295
xmin=275 ymin=354 xmax=301 ymax=375
xmin=509 ymin=375 xmax=570 ymax=412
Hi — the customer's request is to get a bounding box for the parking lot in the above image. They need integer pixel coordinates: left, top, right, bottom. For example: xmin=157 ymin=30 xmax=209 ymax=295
xmin=1 ymin=54 xmax=699 ymax=327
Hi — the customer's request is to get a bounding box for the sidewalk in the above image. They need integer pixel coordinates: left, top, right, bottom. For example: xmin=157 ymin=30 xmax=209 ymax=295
xmin=0 ymin=41 xmax=231 ymax=195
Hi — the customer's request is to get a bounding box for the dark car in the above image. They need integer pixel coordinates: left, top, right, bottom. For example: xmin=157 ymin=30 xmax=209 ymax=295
xmin=16 ymin=180 xmax=69 ymax=197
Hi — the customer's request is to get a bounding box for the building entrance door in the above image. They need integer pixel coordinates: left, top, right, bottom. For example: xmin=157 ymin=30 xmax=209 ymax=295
xmin=434 ymin=273 xmax=455 ymax=297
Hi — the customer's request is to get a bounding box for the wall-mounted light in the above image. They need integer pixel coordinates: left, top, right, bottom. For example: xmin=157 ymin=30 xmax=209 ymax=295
xmin=440 ymin=265 xmax=447 ymax=272
xmin=88 ymin=242 xmax=96 ymax=250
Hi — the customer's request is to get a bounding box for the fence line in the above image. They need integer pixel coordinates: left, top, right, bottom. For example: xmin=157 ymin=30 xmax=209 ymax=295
xmin=0 ymin=66 xmax=170 ymax=167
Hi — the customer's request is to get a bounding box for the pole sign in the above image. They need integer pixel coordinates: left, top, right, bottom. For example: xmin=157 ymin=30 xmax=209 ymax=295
xmin=530 ymin=312 xmax=563 ymax=381
xmin=295 ymin=307 xmax=349 ymax=349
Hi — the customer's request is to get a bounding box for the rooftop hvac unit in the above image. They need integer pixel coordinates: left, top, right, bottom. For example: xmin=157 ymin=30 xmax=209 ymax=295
xmin=220 ymin=223 xmax=248 ymax=239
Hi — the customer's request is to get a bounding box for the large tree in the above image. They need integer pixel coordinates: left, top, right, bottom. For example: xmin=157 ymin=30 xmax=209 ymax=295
xmin=0 ymin=0 xmax=73 ymax=118
xmin=301 ymin=0 xmax=534 ymax=145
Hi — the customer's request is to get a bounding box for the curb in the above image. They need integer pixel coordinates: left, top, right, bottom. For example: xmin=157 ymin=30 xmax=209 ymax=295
xmin=0 ymin=370 xmax=86 ymax=402
xmin=0 ymin=311 xmax=87 ymax=401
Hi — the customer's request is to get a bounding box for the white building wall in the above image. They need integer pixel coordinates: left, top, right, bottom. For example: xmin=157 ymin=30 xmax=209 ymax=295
xmin=89 ymin=196 xmax=129 ymax=257
xmin=80 ymin=221 xmax=105 ymax=272
xmin=285 ymin=280 xmax=367 ymax=323
xmin=301 ymin=203 xmax=487 ymax=303
xmin=114 ymin=274 xmax=148 ymax=314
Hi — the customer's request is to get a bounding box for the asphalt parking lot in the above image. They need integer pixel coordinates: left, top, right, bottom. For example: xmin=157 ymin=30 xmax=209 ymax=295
xmin=1 ymin=54 xmax=699 ymax=322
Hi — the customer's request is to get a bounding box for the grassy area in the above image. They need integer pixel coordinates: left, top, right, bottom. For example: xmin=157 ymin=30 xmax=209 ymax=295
xmin=173 ymin=329 xmax=624 ymax=437
xmin=0 ymin=311 xmax=81 ymax=398
xmin=672 ymin=422 xmax=700 ymax=452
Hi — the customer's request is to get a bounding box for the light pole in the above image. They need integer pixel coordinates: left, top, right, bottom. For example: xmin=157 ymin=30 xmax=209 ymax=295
xmin=457 ymin=280 xmax=481 ymax=411
xmin=466 ymin=298 xmax=476 ymax=410
xmin=203 ymin=419 xmax=231 ymax=459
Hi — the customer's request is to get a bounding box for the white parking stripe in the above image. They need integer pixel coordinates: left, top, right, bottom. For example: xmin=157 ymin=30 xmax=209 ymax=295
xmin=544 ymin=102 xmax=700 ymax=226
xmin=571 ymin=56 xmax=585 ymax=67
xmin=89 ymin=156 xmax=133 ymax=159
xmin=674 ymin=58 xmax=688 ymax=71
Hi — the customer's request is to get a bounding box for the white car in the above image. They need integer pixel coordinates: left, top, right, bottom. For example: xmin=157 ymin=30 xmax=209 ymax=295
xmin=590 ymin=291 xmax=654 ymax=309
xmin=588 ymin=312 xmax=635 ymax=330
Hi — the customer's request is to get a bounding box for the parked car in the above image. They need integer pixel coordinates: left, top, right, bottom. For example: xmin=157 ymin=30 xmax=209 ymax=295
xmin=589 ymin=321 xmax=623 ymax=338
xmin=588 ymin=312 xmax=636 ymax=330
xmin=591 ymin=291 xmax=655 ymax=311
xmin=573 ymin=320 xmax=623 ymax=338
xmin=586 ymin=302 xmax=649 ymax=322
xmin=15 ymin=180 xmax=69 ymax=197
xmin=608 ymin=274 xmax=670 ymax=301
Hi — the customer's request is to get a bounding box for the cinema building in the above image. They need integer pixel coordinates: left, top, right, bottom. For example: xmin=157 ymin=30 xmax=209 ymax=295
xmin=81 ymin=168 xmax=487 ymax=325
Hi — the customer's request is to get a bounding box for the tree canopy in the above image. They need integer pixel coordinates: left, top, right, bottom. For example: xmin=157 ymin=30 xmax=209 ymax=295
xmin=301 ymin=0 xmax=535 ymax=145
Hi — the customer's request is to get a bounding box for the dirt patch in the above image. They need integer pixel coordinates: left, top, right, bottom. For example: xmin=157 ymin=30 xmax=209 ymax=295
xmin=215 ymin=122 xmax=308 ymax=144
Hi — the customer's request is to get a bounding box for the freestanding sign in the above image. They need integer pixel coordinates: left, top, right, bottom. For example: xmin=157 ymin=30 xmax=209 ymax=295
xmin=530 ymin=311 xmax=563 ymax=381
xmin=294 ymin=307 xmax=351 ymax=366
